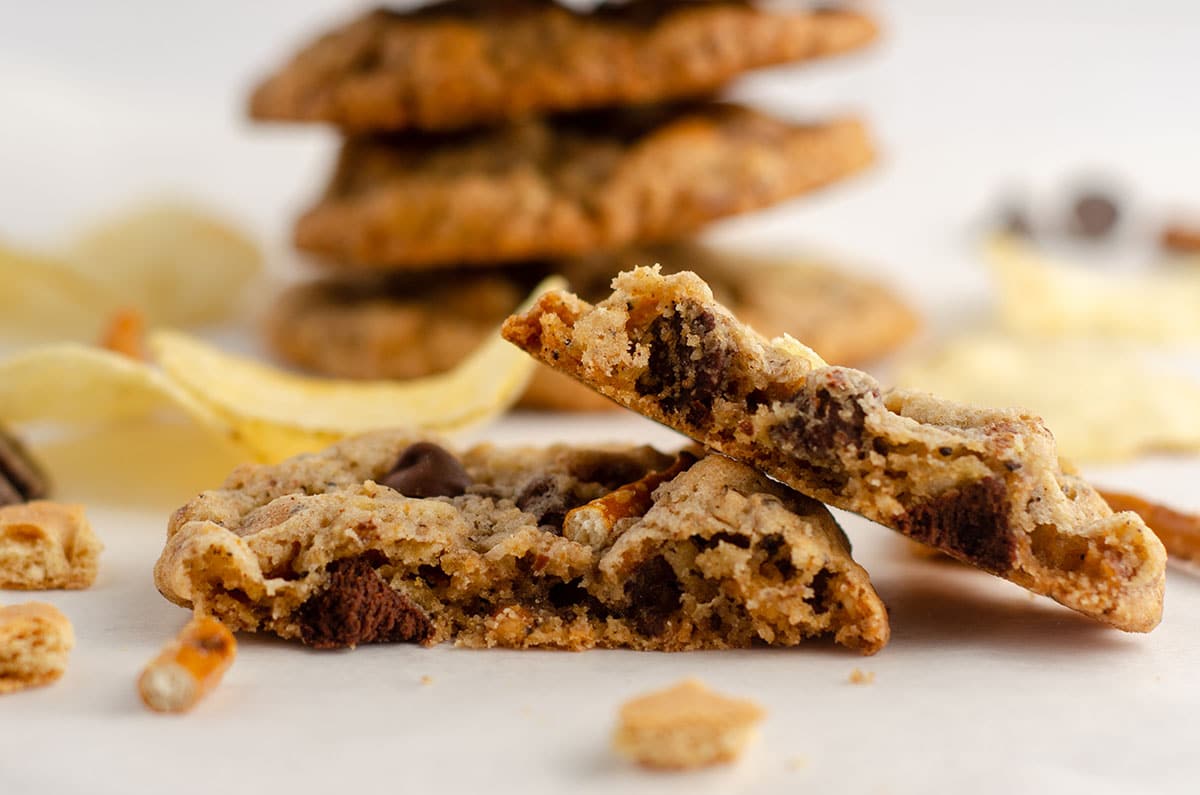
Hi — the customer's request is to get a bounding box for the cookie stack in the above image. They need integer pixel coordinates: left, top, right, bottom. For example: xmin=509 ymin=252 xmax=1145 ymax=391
xmin=251 ymin=0 xmax=909 ymax=410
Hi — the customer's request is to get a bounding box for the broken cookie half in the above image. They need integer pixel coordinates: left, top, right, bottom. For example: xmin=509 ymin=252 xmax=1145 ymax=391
xmin=154 ymin=430 xmax=889 ymax=654
xmin=501 ymin=266 xmax=1167 ymax=632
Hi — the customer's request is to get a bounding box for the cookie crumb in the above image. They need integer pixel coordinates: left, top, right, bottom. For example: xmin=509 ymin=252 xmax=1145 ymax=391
xmin=0 ymin=602 xmax=74 ymax=694
xmin=787 ymin=754 xmax=809 ymax=770
xmin=420 ymin=675 xmax=434 ymax=686
xmin=848 ymin=668 xmax=875 ymax=685
xmin=613 ymin=678 xmax=764 ymax=770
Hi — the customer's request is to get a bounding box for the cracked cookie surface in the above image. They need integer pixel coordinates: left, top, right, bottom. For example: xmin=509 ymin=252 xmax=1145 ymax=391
xmin=502 ymin=267 xmax=1167 ymax=632
xmin=293 ymin=104 xmax=873 ymax=269
xmin=154 ymin=430 xmax=889 ymax=654
xmin=249 ymin=1 xmax=877 ymax=132
xmin=265 ymin=244 xmax=917 ymax=410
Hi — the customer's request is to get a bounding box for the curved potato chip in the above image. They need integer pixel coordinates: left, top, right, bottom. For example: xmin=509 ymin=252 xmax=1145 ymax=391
xmin=0 ymin=242 xmax=114 ymax=344
xmin=149 ymin=277 xmax=566 ymax=462
xmin=0 ymin=345 xmax=248 ymax=506
xmin=896 ymin=334 xmax=1200 ymax=462
xmin=68 ymin=201 xmax=263 ymax=326
xmin=987 ymin=234 xmax=1200 ymax=342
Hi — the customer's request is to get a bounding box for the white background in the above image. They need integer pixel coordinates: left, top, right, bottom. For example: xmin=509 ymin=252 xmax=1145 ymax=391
xmin=1 ymin=2 xmax=1199 ymax=793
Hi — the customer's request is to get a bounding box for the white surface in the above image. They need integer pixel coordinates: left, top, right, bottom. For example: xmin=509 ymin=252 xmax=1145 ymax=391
xmin=2 ymin=2 xmax=1200 ymax=794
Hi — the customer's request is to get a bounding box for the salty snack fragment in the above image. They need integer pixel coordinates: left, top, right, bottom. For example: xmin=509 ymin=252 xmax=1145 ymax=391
xmin=0 ymin=602 xmax=74 ymax=694
xmin=502 ymin=266 xmax=1167 ymax=632
xmin=1099 ymin=490 xmax=1200 ymax=565
xmin=68 ymin=202 xmax=262 ymax=326
xmin=613 ymin=679 xmax=764 ymax=769
xmin=1162 ymin=222 xmax=1200 ymax=254
xmin=294 ymin=106 xmax=873 ymax=269
xmin=896 ymin=334 xmax=1200 ymax=462
xmin=987 ymin=234 xmax=1200 ymax=342
xmin=138 ymin=617 xmax=236 ymax=713
xmin=150 ymin=277 xmax=557 ymax=462
xmin=0 ymin=502 xmax=101 ymax=590
xmin=98 ymin=308 xmax=148 ymax=360
xmin=154 ymin=431 xmax=890 ymax=654
xmin=266 ymin=245 xmax=917 ymax=410
xmin=250 ymin=1 xmax=877 ymax=132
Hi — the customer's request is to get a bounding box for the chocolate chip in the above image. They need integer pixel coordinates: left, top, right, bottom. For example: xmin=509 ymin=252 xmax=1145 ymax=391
xmin=515 ymin=474 xmax=583 ymax=533
xmin=805 ymin=568 xmax=834 ymax=614
xmin=297 ymin=557 xmax=433 ymax=649
xmin=896 ymin=477 xmax=1016 ymax=573
xmin=0 ymin=427 xmax=49 ymax=507
xmin=623 ymin=555 xmax=681 ymax=636
xmin=381 ymin=442 xmax=471 ymax=499
xmin=1070 ymin=190 xmax=1120 ymax=239
xmin=634 ymin=304 xmax=731 ymax=427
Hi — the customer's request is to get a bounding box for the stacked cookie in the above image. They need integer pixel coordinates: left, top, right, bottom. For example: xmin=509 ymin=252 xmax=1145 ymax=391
xmin=251 ymin=0 xmax=908 ymax=410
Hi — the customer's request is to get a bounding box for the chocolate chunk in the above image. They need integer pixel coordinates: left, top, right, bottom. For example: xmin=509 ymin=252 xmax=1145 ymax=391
xmin=515 ymin=474 xmax=583 ymax=533
xmin=381 ymin=442 xmax=471 ymax=498
xmin=624 ymin=555 xmax=681 ymax=636
xmin=770 ymin=372 xmax=873 ymax=469
xmin=635 ymin=303 xmax=731 ymax=426
xmin=1070 ymin=190 xmax=1120 ymax=239
xmin=897 ymin=477 xmax=1016 ymax=573
xmin=805 ymin=568 xmax=833 ymax=613
xmin=0 ymin=428 xmax=49 ymax=507
xmin=297 ymin=557 xmax=433 ymax=649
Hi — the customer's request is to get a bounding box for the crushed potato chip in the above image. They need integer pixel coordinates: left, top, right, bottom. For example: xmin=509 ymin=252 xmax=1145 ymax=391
xmin=67 ymin=201 xmax=262 ymax=326
xmin=0 ymin=242 xmax=113 ymax=344
xmin=149 ymin=277 xmax=564 ymax=462
xmin=897 ymin=334 xmax=1200 ymax=462
xmin=0 ymin=345 xmax=247 ymax=506
xmin=987 ymin=234 xmax=1200 ymax=341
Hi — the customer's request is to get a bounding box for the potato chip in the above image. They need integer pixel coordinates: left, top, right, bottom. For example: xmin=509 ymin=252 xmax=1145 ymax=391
xmin=0 ymin=242 xmax=114 ymax=345
xmin=987 ymin=234 xmax=1200 ymax=342
xmin=896 ymin=334 xmax=1200 ymax=462
xmin=68 ymin=201 xmax=263 ymax=326
xmin=0 ymin=345 xmax=248 ymax=507
xmin=149 ymin=277 xmax=565 ymax=462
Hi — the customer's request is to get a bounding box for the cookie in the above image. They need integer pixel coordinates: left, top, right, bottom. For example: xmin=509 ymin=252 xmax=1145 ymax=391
xmin=0 ymin=502 xmax=102 ymax=590
xmin=249 ymin=1 xmax=878 ymax=132
xmin=501 ymin=267 xmax=1168 ymax=632
xmin=266 ymin=245 xmax=916 ymax=410
xmin=294 ymin=104 xmax=874 ymax=269
xmin=154 ymin=431 xmax=890 ymax=654
xmin=0 ymin=602 xmax=74 ymax=694
xmin=613 ymin=679 xmax=764 ymax=770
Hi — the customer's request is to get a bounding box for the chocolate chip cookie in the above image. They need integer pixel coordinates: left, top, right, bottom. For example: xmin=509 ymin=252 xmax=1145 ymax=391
xmin=502 ymin=267 xmax=1168 ymax=632
xmin=266 ymin=245 xmax=917 ymax=410
xmin=294 ymin=104 xmax=874 ymax=269
xmin=154 ymin=430 xmax=890 ymax=654
xmin=249 ymin=1 xmax=878 ymax=133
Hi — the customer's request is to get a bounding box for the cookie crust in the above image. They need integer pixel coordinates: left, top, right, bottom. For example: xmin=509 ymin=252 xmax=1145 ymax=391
xmin=502 ymin=267 xmax=1167 ymax=632
xmin=249 ymin=1 xmax=878 ymax=132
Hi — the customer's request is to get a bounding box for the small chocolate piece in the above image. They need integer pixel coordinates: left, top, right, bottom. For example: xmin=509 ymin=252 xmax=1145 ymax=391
xmin=381 ymin=442 xmax=472 ymax=498
xmin=624 ymin=555 xmax=682 ymax=636
xmin=0 ymin=428 xmax=49 ymax=507
xmin=297 ymin=557 xmax=433 ymax=649
xmin=1070 ymin=190 xmax=1120 ymax=239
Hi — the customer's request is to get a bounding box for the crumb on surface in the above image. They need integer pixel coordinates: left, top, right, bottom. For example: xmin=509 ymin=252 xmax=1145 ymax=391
xmin=848 ymin=668 xmax=875 ymax=685
xmin=420 ymin=675 xmax=433 ymax=686
xmin=612 ymin=678 xmax=764 ymax=770
xmin=787 ymin=754 xmax=809 ymax=770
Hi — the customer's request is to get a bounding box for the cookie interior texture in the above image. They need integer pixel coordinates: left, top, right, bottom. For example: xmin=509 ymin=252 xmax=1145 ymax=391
xmin=293 ymin=104 xmax=873 ymax=268
xmin=248 ymin=1 xmax=877 ymax=132
xmin=265 ymin=244 xmax=917 ymax=411
xmin=501 ymin=266 xmax=1167 ymax=632
xmin=155 ymin=430 xmax=889 ymax=654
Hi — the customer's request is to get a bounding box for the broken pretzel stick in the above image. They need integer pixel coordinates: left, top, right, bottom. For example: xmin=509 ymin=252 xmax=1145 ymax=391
xmin=138 ymin=616 xmax=236 ymax=713
xmin=1099 ymin=490 xmax=1200 ymax=565
xmin=563 ymin=451 xmax=698 ymax=547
